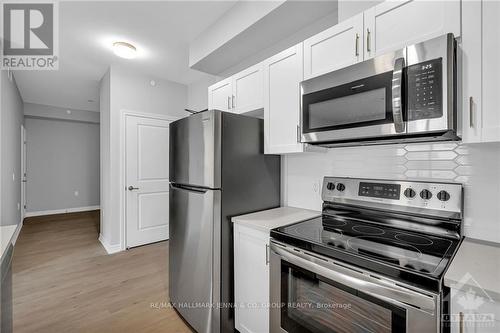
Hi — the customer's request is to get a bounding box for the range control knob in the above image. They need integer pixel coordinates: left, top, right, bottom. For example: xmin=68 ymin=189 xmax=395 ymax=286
xmin=404 ymin=188 xmax=416 ymax=198
xmin=420 ymin=189 xmax=433 ymax=200
xmin=336 ymin=183 xmax=346 ymax=192
xmin=326 ymin=182 xmax=335 ymax=191
xmin=437 ymin=190 xmax=451 ymax=202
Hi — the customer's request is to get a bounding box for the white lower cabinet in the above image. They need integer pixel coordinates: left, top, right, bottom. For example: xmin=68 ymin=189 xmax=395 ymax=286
xmin=449 ymin=288 xmax=500 ymax=333
xmin=234 ymin=224 xmax=270 ymax=333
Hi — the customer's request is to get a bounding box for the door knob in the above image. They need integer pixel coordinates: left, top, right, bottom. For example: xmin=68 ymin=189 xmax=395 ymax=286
xmin=128 ymin=186 xmax=139 ymax=191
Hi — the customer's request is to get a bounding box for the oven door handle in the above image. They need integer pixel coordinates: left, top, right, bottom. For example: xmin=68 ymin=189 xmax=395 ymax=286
xmin=392 ymin=57 xmax=406 ymax=133
xmin=272 ymin=244 xmax=436 ymax=314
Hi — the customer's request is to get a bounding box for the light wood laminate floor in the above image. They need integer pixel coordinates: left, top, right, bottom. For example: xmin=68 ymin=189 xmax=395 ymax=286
xmin=12 ymin=211 xmax=192 ymax=333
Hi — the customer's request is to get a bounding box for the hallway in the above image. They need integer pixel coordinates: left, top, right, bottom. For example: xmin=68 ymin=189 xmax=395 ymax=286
xmin=12 ymin=211 xmax=191 ymax=332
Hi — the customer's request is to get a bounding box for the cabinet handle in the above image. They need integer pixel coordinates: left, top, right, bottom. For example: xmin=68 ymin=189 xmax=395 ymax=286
xmin=459 ymin=312 xmax=464 ymax=333
xmin=469 ymin=96 xmax=474 ymax=128
xmin=366 ymin=29 xmax=371 ymax=53
xmin=297 ymin=125 xmax=301 ymax=143
xmin=232 ymin=95 xmax=235 ymax=109
xmin=355 ymin=33 xmax=360 ymax=56
xmin=227 ymin=96 xmax=231 ymax=110
xmin=265 ymin=244 xmax=269 ymax=265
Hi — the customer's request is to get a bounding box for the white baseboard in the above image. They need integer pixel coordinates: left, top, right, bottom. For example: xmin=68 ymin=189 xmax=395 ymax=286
xmin=98 ymin=234 xmax=122 ymax=254
xmin=12 ymin=220 xmax=23 ymax=244
xmin=25 ymin=205 xmax=100 ymax=217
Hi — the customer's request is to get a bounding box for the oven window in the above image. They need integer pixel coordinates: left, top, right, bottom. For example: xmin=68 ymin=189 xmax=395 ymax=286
xmin=308 ymin=88 xmax=386 ymax=129
xmin=281 ymin=262 xmax=406 ymax=333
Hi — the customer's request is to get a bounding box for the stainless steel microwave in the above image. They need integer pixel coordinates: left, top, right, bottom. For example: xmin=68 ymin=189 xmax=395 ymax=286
xmin=300 ymin=33 xmax=459 ymax=147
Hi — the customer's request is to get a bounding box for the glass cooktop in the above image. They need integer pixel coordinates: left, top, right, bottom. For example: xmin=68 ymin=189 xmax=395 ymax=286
xmin=271 ymin=215 xmax=460 ymax=282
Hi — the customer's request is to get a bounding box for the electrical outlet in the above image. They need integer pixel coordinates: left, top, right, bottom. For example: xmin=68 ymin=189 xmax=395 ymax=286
xmin=312 ymin=180 xmax=320 ymax=194
xmin=74 ymin=190 xmax=79 ymax=197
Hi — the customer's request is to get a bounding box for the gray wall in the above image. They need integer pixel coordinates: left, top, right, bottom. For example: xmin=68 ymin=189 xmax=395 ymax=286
xmin=25 ymin=115 xmax=100 ymax=212
xmin=1 ymin=71 xmax=24 ymax=226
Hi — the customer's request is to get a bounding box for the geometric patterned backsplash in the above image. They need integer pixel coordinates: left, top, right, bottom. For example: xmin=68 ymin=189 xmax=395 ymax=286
xmin=284 ymin=142 xmax=500 ymax=243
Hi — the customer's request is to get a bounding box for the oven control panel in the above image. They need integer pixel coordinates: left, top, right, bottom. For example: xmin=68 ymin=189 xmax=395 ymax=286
xmin=322 ymin=177 xmax=463 ymax=215
xmin=359 ymin=182 xmax=401 ymax=200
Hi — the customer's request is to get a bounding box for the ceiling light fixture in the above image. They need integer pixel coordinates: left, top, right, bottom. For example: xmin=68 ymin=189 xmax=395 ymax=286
xmin=113 ymin=41 xmax=137 ymax=59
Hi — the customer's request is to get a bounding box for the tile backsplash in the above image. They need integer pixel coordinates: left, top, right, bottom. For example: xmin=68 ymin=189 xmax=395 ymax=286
xmin=283 ymin=142 xmax=500 ymax=243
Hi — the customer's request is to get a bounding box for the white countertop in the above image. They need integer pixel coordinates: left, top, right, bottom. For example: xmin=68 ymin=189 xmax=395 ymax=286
xmin=444 ymin=237 xmax=500 ymax=301
xmin=231 ymin=206 xmax=321 ymax=233
xmin=1 ymin=224 xmax=17 ymax=259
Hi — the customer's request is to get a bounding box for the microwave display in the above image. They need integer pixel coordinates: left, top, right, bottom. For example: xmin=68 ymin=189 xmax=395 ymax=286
xmin=407 ymin=58 xmax=443 ymax=121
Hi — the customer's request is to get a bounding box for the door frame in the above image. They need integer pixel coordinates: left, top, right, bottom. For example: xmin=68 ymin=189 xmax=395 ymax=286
xmin=119 ymin=109 xmax=181 ymax=250
xmin=20 ymin=124 xmax=27 ymax=220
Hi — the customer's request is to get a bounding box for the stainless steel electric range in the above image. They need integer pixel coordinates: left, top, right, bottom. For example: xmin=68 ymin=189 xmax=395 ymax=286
xmin=270 ymin=177 xmax=463 ymax=333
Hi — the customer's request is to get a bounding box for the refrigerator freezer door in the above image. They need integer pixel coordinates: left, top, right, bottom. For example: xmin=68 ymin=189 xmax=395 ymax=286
xmin=169 ymin=111 xmax=221 ymax=189
xmin=169 ymin=184 xmax=221 ymax=333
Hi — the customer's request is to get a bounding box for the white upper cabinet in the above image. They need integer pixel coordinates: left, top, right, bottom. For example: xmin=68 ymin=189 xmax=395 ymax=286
xmin=263 ymin=43 xmax=305 ymax=154
xmin=364 ymin=0 xmax=461 ymax=59
xmin=303 ymin=13 xmax=364 ymax=80
xmin=460 ymin=0 xmax=482 ymax=143
xmin=208 ymin=77 xmax=232 ymax=112
xmin=480 ymin=0 xmax=500 ymax=142
xmin=208 ymin=63 xmax=264 ymax=115
xmin=461 ymin=0 xmax=500 ymax=143
xmin=232 ymin=63 xmax=264 ymax=114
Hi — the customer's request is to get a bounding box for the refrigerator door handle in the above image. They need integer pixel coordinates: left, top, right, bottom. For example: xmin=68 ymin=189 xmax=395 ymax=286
xmin=170 ymin=183 xmax=209 ymax=193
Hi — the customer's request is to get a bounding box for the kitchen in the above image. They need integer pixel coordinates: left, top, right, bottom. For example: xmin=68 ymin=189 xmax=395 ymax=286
xmin=1 ymin=0 xmax=499 ymax=333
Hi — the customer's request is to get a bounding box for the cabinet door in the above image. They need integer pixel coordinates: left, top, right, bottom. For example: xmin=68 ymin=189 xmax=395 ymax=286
xmin=460 ymin=0 xmax=482 ymax=143
xmin=303 ymin=12 xmax=363 ymax=80
xmin=481 ymin=0 xmax=500 ymax=142
xmin=263 ymin=43 xmax=304 ymax=154
xmin=208 ymin=77 xmax=232 ymax=112
xmin=449 ymin=288 xmax=500 ymax=333
xmin=234 ymin=225 xmax=270 ymax=333
xmin=232 ymin=63 xmax=264 ymax=114
xmin=364 ymin=0 xmax=461 ymax=59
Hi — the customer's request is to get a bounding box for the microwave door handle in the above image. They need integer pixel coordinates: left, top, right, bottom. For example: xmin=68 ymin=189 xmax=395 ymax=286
xmin=392 ymin=57 xmax=405 ymax=133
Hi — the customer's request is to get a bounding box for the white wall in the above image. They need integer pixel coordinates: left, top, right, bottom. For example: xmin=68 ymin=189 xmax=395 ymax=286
xmin=99 ymin=69 xmax=111 ymax=247
xmin=24 ymin=116 xmax=100 ymax=213
xmin=100 ymin=65 xmax=188 ymax=248
xmin=187 ymin=75 xmax=218 ymax=111
xmin=24 ymin=102 xmax=100 ymax=123
xmin=1 ymin=71 xmax=24 ymax=226
xmin=283 ymin=142 xmax=500 ymax=243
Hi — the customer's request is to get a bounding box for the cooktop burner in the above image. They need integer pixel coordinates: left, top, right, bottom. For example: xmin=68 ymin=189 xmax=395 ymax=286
xmin=271 ymin=215 xmax=459 ymax=282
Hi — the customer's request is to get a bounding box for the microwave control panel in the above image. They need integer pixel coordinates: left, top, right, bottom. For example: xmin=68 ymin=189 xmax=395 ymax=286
xmin=406 ymin=58 xmax=443 ymax=121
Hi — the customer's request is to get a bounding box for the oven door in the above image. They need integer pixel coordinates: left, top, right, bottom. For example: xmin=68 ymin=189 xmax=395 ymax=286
xmin=300 ymin=48 xmax=407 ymax=144
xmin=270 ymin=242 xmax=440 ymax=333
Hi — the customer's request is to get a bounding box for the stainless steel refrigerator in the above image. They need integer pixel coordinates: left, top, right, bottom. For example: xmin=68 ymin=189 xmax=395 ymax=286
xmin=169 ymin=110 xmax=280 ymax=333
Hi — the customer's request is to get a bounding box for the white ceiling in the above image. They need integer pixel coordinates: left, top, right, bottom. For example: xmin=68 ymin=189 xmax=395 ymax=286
xmin=13 ymin=1 xmax=237 ymax=112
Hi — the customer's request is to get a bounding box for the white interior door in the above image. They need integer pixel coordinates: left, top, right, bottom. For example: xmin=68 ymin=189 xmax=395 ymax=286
xmin=126 ymin=115 xmax=171 ymax=248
